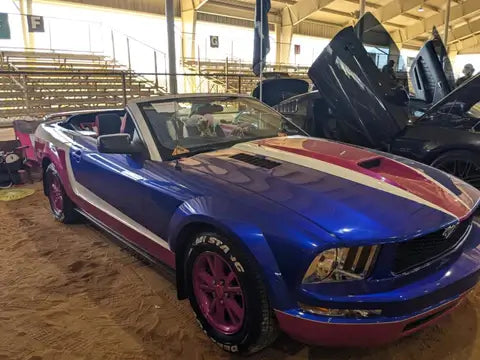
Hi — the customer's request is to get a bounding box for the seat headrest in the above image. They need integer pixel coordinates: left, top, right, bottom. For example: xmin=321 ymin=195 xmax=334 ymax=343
xmin=95 ymin=114 xmax=122 ymax=136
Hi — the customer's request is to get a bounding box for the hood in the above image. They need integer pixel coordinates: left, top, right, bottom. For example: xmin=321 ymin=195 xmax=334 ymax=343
xmin=421 ymin=73 xmax=480 ymax=120
xmin=252 ymin=78 xmax=310 ymax=106
xmin=308 ymin=13 xmax=409 ymax=148
xmin=180 ymin=136 xmax=478 ymax=244
xmin=409 ymin=28 xmax=455 ymax=105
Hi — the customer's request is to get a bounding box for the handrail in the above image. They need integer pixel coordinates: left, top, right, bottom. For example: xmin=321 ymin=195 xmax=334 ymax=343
xmin=0 ymin=46 xmax=103 ymax=55
xmin=0 ymin=70 xmax=264 ymax=77
xmin=110 ymin=29 xmax=167 ymax=57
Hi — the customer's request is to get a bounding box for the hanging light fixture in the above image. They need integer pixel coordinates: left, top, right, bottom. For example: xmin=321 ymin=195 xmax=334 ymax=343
xmin=418 ymin=2 xmax=425 ymax=12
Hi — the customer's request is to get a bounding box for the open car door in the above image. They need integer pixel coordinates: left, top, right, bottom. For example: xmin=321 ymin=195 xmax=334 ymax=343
xmin=308 ymin=13 xmax=409 ymax=148
xmin=409 ymin=28 xmax=455 ymax=105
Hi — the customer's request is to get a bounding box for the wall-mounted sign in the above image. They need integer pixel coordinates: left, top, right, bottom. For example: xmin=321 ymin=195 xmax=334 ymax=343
xmin=0 ymin=13 xmax=11 ymax=39
xmin=210 ymin=35 xmax=219 ymax=48
xmin=294 ymin=44 xmax=301 ymax=55
xmin=27 ymin=15 xmax=45 ymax=32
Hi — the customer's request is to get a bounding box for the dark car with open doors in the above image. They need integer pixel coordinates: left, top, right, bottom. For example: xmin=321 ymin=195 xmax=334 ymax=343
xmin=270 ymin=13 xmax=480 ymax=188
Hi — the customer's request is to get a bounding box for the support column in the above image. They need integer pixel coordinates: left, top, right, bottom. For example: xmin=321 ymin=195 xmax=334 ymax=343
xmin=19 ymin=0 xmax=34 ymax=49
xmin=444 ymin=0 xmax=452 ymax=46
xmin=278 ymin=24 xmax=292 ymax=65
xmin=359 ymin=0 xmax=366 ymax=18
xmin=180 ymin=0 xmax=197 ymax=61
xmin=165 ymin=0 xmax=178 ymax=94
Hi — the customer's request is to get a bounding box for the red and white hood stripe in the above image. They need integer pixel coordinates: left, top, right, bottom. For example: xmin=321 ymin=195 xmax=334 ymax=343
xmin=233 ymin=137 xmax=477 ymax=220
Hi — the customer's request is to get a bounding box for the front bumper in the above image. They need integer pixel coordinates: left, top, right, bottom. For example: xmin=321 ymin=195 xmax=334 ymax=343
xmin=275 ymin=220 xmax=480 ymax=346
xmin=275 ymin=292 xmax=466 ymax=346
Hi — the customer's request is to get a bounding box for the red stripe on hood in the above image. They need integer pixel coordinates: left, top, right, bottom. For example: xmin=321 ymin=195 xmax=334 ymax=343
xmin=255 ymin=137 xmax=471 ymax=219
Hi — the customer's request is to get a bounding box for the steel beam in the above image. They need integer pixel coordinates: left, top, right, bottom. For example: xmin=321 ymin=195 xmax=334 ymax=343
xmin=371 ymin=0 xmax=427 ymax=24
xmin=393 ymin=0 xmax=480 ymax=44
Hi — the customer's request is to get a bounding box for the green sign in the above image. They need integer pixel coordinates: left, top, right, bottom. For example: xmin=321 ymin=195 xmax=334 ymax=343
xmin=0 ymin=13 xmax=11 ymax=39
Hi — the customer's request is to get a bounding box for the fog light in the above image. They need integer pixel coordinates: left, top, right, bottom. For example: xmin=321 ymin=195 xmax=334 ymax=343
xmin=300 ymin=303 xmax=382 ymax=318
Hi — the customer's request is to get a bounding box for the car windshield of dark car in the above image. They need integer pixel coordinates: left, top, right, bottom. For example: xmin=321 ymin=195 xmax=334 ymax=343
xmin=139 ymin=97 xmax=301 ymax=159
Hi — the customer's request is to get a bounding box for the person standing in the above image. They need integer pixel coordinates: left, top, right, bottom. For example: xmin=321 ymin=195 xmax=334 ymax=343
xmin=382 ymin=59 xmax=397 ymax=81
xmin=456 ymin=64 xmax=475 ymax=87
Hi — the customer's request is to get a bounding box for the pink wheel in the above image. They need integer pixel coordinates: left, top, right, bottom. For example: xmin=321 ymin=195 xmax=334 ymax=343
xmin=192 ymin=251 xmax=245 ymax=334
xmin=185 ymin=233 xmax=278 ymax=354
xmin=48 ymin=174 xmax=64 ymax=214
xmin=44 ymin=163 xmax=80 ymax=224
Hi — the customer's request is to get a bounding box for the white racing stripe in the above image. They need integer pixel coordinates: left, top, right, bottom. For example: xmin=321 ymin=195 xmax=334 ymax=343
xmin=233 ymin=142 xmax=461 ymax=219
xmin=37 ymin=125 xmax=170 ymax=249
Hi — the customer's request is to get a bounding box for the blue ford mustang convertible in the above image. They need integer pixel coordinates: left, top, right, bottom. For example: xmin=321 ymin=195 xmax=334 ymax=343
xmin=35 ymin=94 xmax=480 ymax=354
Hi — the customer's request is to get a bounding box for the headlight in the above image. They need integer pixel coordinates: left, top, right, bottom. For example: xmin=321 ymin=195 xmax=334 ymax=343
xmin=302 ymin=246 xmax=379 ymax=284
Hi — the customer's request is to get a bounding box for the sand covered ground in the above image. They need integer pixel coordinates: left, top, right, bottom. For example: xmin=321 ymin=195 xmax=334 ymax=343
xmin=1 ymin=183 xmax=480 ymax=360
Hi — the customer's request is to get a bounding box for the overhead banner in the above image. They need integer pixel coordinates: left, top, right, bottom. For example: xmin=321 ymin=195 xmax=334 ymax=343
xmin=27 ymin=15 xmax=45 ymax=32
xmin=252 ymin=0 xmax=271 ymax=77
xmin=0 ymin=13 xmax=11 ymax=39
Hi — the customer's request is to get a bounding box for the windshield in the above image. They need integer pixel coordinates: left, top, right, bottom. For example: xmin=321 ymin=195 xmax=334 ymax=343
xmin=139 ymin=96 xmax=302 ymax=160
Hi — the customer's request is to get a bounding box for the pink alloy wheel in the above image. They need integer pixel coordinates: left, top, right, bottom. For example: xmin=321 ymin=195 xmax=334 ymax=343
xmin=49 ymin=175 xmax=64 ymax=213
xmin=192 ymin=251 xmax=245 ymax=334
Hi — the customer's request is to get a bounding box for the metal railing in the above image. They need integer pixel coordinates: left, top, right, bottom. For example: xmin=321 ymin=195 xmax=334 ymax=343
xmin=0 ymin=70 xmax=310 ymax=122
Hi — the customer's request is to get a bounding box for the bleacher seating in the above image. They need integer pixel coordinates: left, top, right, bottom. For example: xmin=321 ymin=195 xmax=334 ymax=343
xmin=182 ymin=58 xmax=310 ymax=94
xmin=0 ymin=50 xmax=162 ymax=120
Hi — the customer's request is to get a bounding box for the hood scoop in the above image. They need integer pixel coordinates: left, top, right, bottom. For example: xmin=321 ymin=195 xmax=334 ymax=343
xmin=229 ymin=153 xmax=281 ymax=169
xmin=358 ymin=157 xmax=382 ymax=169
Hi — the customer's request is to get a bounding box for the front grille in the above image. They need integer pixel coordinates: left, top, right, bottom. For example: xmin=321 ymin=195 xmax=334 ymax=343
xmin=393 ymin=217 xmax=473 ymax=274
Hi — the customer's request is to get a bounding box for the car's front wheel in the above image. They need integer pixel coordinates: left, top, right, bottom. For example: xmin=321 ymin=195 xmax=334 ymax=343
xmin=185 ymin=232 xmax=278 ymax=354
xmin=431 ymin=150 xmax=480 ymax=188
xmin=44 ymin=163 xmax=80 ymax=223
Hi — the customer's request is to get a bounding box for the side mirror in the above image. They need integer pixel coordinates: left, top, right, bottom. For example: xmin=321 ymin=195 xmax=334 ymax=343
xmin=97 ymin=134 xmax=143 ymax=154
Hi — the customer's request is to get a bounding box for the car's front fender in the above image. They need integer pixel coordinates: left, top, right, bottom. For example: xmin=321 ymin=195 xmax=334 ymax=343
xmin=168 ymin=198 xmax=296 ymax=309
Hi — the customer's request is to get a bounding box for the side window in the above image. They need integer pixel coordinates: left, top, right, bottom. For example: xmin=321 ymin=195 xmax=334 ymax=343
xmin=278 ymin=99 xmax=308 ymax=129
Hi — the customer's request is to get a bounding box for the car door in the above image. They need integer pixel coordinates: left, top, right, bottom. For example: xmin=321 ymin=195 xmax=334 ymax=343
xmin=308 ymin=13 xmax=409 ymax=149
xmin=68 ymin=111 xmax=185 ymax=241
xmin=409 ymin=28 xmax=455 ymax=106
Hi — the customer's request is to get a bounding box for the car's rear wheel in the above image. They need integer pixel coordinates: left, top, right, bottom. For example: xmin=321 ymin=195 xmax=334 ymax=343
xmin=185 ymin=232 xmax=278 ymax=354
xmin=44 ymin=163 xmax=80 ymax=223
xmin=431 ymin=150 xmax=480 ymax=188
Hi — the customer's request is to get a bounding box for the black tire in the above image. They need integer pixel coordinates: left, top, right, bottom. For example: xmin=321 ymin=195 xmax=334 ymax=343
xmin=44 ymin=163 xmax=81 ymax=224
xmin=431 ymin=150 xmax=480 ymax=188
xmin=185 ymin=232 xmax=278 ymax=354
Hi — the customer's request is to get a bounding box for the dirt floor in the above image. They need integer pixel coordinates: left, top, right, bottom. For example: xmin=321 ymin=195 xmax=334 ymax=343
xmin=1 ymin=183 xmax=480 ymax=360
